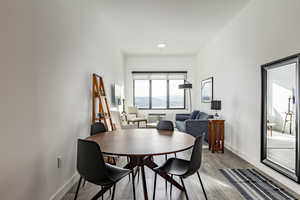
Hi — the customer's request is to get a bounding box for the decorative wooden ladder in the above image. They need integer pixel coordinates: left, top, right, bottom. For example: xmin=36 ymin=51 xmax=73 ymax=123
xmin=92 ymin=73 xmax=114 ymax=131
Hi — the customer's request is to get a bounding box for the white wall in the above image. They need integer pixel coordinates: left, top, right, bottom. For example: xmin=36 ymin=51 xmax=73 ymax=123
xmin=195 ymin=0 xmax=300 ymax=192
xmin=124 ymin=55 xmax=196 ymax=121
xmin=0 ymin=0 xmax=124 ymax=199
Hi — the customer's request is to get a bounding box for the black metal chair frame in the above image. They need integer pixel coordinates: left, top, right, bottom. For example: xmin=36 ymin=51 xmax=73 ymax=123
xmin=74 ymin=139 xmax=136 ymax=200
xmin=156 ymin=120 xmax=177 ymax=191
xmin=152 ymin=135 xmax=208 ymax=200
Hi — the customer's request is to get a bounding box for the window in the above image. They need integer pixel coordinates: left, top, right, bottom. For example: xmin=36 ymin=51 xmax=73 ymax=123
xmin=134 ymin=80 xmax=150 ymax=108
xmin=169 ymin=80 xmax=185 ymax=108
xmin=133 ymin=72 xmax=186 ymax=109
xmin=152 ymin=80 xmax=167 ymax=109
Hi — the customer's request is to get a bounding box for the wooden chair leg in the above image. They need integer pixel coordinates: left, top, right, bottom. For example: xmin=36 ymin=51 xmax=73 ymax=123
xmin=74 ymin=177 xmax=82 ymax=200
xmin=180 ymin=177 xmax=189 ymax=200
xmin=153 ymin=173 xmax=157 ymax=200
xmin=197 ymin=171 xmax=208 ymax=200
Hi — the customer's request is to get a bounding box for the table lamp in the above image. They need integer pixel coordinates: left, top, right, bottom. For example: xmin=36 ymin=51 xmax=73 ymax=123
xmin=211 ymin=100 xmax=221 ymax=119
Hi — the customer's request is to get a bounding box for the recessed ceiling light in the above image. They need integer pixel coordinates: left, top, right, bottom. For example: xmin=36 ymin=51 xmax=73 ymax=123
xmin=157 ymin=43 xmax=166 ymax=48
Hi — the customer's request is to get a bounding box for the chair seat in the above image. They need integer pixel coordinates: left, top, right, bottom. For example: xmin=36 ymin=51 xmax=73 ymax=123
xmin=155 ymin=158 xmax=190 ymax=176
xmin=90 ymin=164 xmax=131 ymax=186
xmin=106 ymin=163 xmax=131 ymax=182
xmin=128 ymin=118 xmax=147 ymax=122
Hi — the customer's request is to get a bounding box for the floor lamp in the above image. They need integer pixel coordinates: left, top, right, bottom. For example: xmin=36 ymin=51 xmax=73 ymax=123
xmin=179 ymin=81 xmax=193 ymax=112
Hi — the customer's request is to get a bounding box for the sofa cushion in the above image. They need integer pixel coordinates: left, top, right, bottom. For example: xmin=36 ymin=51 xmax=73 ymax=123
xmin=175 ymin=121 xmax=186 ymax=132
xmin=185 ymin=119 xmax=208 ymax=139
xmin=176 ymin=114 xmax=190 ymax=121
xmin=196 ymin=112 xmax=209 ymax=120
xmin=190 ymin=110 xmax=200 ymax=119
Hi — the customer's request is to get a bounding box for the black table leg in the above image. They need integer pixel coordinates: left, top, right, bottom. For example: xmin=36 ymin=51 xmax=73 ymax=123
xmin=124 ymin=155 xmax=184 ymax=200
xmin=124 ymin=156 xmax=139 ymax=169
xmin=140 ymin=165 xmax=148 ymax=200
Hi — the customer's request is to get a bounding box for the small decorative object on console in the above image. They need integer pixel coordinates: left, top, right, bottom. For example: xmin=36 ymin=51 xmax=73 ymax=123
xmin=211 ymin=100 xmax=221 ymax=119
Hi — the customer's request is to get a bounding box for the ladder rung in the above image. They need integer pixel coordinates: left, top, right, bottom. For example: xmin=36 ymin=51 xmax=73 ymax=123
xmin=95 ymin=116 xmax=110 ymax=120
xmin=94 ymin=94 xmax=107 ymax=97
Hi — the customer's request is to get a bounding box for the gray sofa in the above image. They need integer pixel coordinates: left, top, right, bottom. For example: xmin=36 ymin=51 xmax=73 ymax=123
xmin=175 ymin=110 xmax=210 ymax=141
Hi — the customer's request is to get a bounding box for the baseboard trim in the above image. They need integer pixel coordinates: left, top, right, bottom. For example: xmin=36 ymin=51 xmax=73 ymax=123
xmin=224 ymin=144 xmax=257 ymax=164
xmin=49 ymin=173 xmax=79 ymax=200
xmin=224 ymin=144 xmax=300 ymax=195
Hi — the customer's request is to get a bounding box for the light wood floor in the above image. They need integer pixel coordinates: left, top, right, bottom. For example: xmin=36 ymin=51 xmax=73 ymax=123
xmin=62 ymin=147 xmax=300 ymax=200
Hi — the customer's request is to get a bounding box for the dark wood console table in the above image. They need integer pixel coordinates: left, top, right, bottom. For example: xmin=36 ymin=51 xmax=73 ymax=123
xmin=208 ymin=119 xmax=225 ymax=153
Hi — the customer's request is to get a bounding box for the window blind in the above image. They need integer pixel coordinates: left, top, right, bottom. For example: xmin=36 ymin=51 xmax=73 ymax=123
xmin=132 ymin=71 xmax=187 ymax=80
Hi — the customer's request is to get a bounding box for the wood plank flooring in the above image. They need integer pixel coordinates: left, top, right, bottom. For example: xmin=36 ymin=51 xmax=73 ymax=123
xmin=62 ymin=146 xmax=300 ymax=200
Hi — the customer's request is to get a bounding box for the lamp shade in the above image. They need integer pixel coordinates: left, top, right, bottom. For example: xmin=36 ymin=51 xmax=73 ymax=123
xmin=211 ymin=100 xmax=221 ymax=110
xmin=178 ymin=83 xmax=192 ymax=89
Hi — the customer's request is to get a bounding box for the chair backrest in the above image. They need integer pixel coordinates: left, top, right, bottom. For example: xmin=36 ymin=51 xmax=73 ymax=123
xmin=184 ymin=134 xmax=204 ymax=177
xmin=156 ymin=120 xmax=174 ymax=131
xmin=127 ymin=106 xmax=138 ymax=115
xmin=110 ymin=111 xmax=122 ymax=129
xmin=90 ymin=122 xmax=107 ymax=136
xmin=77 ymin=139 xmax=109 ymax=183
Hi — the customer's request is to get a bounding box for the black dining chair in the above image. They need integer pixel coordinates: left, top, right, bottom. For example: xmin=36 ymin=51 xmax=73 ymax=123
xmin=156 ymin=120 xmax=176 ymax=158
xmin=91 ymin=122 xmax=107 ymax=135
xmin=74 ymin=139 xmax=136 ymax=200
xmin=156 ymin=120 xmax=175 ymax=190
xmin=152 ymin=134 xmax=208 ymax=200
xmin=91 ymin=122 xmax=137 ymax=186
xmin=83 ymin=122 xmax=118 ymax=197
xmin=91 ymin=122 xmax=117 ymax=164
xmin=157 ymin=120 xmax=174 ymax=131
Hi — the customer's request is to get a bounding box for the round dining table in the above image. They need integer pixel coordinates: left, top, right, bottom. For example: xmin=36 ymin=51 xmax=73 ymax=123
xmin=87 ymin=128 xmax=195 ymax=200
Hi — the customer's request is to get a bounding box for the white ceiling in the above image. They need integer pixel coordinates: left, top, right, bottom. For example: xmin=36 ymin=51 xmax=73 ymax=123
xmin=98 ymin=0 xmax=250 ymax=55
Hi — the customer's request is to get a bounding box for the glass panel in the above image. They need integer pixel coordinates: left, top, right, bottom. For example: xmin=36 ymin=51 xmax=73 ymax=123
xmin=266 ymin=62 xmax=297 ymax=173
xmin=151 ymin=80 xmax=167 ymax=109
xmin=169 ymin=80 xmax=185 ymax=108
xmin=134 ymin=80 xmax=150 ymax=108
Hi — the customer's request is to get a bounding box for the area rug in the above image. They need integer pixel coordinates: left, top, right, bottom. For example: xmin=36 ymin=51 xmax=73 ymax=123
xmin=220 ymin=168 xmax=297 ymax=200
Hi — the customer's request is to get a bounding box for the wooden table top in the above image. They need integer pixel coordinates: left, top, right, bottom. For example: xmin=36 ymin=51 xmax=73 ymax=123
xmin=87 ymin=129 xmax=195 ymax=157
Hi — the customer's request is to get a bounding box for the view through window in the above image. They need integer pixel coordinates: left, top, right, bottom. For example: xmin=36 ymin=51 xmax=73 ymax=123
xmin=169 ymin=80 xmax=185 ymax=108
xmin=134 ymin=80 xmax=150 ymax=108
xmin=133 ymin=72 xmax=186 ymax=109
